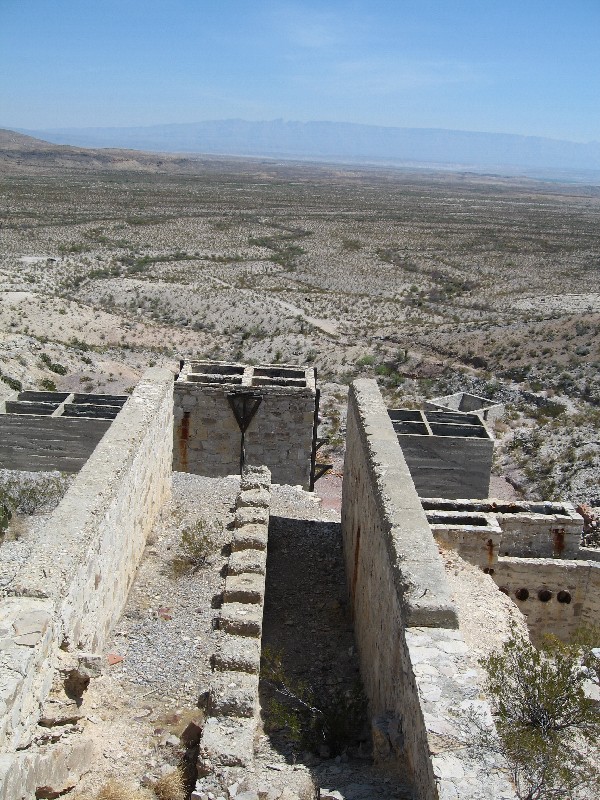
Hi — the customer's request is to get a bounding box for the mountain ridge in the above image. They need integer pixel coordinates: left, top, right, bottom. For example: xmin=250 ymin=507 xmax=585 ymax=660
xmin=14 ymin=119 xmax=600 ymax=175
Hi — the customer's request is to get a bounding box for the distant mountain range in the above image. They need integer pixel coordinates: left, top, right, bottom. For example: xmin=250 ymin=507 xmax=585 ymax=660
xmin=13 ymin=119 xmax=600 ymax=176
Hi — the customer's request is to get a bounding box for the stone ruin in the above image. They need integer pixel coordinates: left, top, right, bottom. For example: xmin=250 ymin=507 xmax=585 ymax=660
xmin=0 ymin=363 xmax=594 ymax=800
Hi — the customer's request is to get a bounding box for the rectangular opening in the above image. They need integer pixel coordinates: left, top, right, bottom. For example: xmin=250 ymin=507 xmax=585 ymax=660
xmin=394 ymin=421 xmax=429 ymax=435
xmin=252 ymin=376 xmax=306 ymax=387
xmin=17 ymin=391 xmax=70 ymax=402
xmin=5 ymin=401 xmax=61 ymax=416
xmin=72 ymin=394 xmax=127 ymax=406
xmin=425 ymin=410 xmax=482 ymax=426
xmin=427 ymin=513 xmax=491 ymax=527
xmin=388 ymin=409 xmax=423 ymax=422
xmin=62 ymin=405 xmax=121 ymax=419
xmin=253 ymin=366 xmax=305 ymax=379
xmin=421 ymin=499 xmax=570 ymax=516
xmin=187 ymin=374 xmax=243 ymax=385
xmin=429 ymin=422 xmax=489 ymax=439
xmin=189 ymin=362 xmax=245 ymax=375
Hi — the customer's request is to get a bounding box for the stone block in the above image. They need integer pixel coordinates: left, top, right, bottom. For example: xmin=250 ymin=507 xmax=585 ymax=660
xmin=232 ymin=524 xmax=268 ymax=552
xmin=198 ymin=715 xmax=256 ymax=770
xmin=228 ymin=549 xmax=267 ymax=576
xmin=220 ymin=603 xmax=263 ymax=638
xmin=213 ymin=636 xmax=261 ymax=674
xmin=236 ymin=488 xmax=271 ymax=509
xmin=224 ymin=573 xmax=265 ymax=604
xmin=234 ymin=507 xmax=269 ymax=528
xmin=208 ymin=671 xmax=259 ymax=717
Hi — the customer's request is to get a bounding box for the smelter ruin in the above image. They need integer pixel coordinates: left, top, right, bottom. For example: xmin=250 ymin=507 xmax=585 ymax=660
xmin=0 ymin=362 xmax=596 ymax=800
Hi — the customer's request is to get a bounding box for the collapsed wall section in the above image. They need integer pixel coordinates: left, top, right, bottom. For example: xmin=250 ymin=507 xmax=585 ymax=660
xmin=173 ymin=361 xmax=317 ymax=489
xmin=342 ymin=380 xmax=516 ymax=800
xmin=0 ymin=367 xmax=173 ymax=796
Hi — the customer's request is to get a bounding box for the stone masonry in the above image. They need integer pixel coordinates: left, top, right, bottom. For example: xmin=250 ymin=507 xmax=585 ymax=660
xmin=195 ymin=465 xmax=271 ymax=796
xmin=0 ymin=368 xmax=173 ymax=799
xmin=342 ymin=380 xmax=516 ymax=800
xmin=173 ymin=361 xmax=317 ymax=489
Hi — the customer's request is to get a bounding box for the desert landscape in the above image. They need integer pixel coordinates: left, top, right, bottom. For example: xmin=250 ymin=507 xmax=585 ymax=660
xmin=1 ymin=129 xmax=599 ymax=508
xmin=0 ymin=129 xmax=600 ymax=799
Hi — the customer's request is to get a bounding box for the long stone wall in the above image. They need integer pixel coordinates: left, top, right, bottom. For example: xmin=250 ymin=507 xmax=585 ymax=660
xmin=195 ymin=465 xmax=271 ymax=797
xmin=0 ymin=368 xmax=173 ymax=798
xmin=341 ymin=380 xmax=516 ymax=800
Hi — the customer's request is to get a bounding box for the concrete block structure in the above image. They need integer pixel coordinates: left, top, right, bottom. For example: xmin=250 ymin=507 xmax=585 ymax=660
xmin=422 ymin=498 xmax=582 ymax=560
xmin=342 ymin=379 xmax=516 ymax=800
xmin=173 ymin=361 xmax=317 ymax=489
xmin=389 ymin=408 xmax=494 ymax=499
xmin=425 ymin=391 xmax=504 ymax=425
xmin=0 ymin=390 xmax=127 ymax=472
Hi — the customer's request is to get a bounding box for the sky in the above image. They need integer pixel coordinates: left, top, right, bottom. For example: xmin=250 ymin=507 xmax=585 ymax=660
xmin=1 ymin=0 xmax=599 ymax=142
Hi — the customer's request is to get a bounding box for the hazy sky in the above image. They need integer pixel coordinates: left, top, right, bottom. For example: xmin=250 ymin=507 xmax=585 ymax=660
xmin=1 ymin=0 xmax=598 ymax=141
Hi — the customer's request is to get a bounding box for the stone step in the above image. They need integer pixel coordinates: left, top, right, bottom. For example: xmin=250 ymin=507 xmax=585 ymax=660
xmin=220 ymin=603 xmax=263 ymax=638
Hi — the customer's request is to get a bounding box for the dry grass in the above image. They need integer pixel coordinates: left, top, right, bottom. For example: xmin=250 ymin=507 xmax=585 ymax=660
xmin=151 ymin=770 xmax=186 ymax=800
xmin=92 ymin=778 xmax=152 ymax=800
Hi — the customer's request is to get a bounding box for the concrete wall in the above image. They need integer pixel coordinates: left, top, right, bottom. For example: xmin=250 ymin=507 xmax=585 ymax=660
xmin=425 ymin=392 xmax=504 ymax=425
xmin=398 ymin=434 xmax=493 ymax=500
xmin=0 ymin=416 xmax=111 ymax=472
xmin=423 ymin=499 xmax=583 ymax=563
xmin=173 ymin=362 xmax=316 ymax=489
xmin=342 ymin=380 xmax=516 ymax=800
xmin=0 ymin=368 xmax=173 ymax=798
xmin=493 ymin=557 xmax=600 ymax=643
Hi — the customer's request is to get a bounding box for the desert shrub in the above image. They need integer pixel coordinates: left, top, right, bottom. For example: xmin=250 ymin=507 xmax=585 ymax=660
xmin=261 ymin=646 xmax=367 ymax=756
xmin=171 ymin=519 xmax=221 ymax=576
xmin=39 ymin=378 xmax=57 ymax=391
xmin=0 ymin=373 xmax=22 ymax=392
xmin=479 ymin=629 xmax=600 ymax=800
xmin=152 ymin=769 xmax=186 ymax=800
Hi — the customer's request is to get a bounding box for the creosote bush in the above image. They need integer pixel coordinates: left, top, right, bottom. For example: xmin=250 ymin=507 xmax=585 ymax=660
xmin=478 ymin=628 xmax=600 ymax=800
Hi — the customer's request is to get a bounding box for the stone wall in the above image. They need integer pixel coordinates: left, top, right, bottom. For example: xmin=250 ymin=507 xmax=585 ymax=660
xmin=195 ymin=465 xmax=271 ymax=796
xmin=492 ymin=557 xmax=600 ymax=642
xmin=173 ymin=362 xmax=316 ymax=489
xmin=342 ymin=380 xmax=516 ymax=800
xmin=425 ymin=392 xmax=504 ymax=425
xmin=0 ymin=368 xmax=173 ymax=798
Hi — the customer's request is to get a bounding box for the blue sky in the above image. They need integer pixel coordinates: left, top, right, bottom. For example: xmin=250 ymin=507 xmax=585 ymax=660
xmin=1 ymin=0 xmax=599 ymax=141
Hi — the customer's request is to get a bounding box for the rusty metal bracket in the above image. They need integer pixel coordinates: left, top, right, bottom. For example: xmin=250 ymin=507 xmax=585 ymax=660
xmin=227 ymin=392 xmax=262 ymax=475
xmin=313 ymin=462 xmax=333 ymax=483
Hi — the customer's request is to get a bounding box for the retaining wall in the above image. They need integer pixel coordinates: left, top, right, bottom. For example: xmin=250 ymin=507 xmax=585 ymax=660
xmin=173 ymin=362 xmax=316 ymax=489
xmin=342 ymin=380 xmax=516 ymax=800
xmin=0 ymin=368 xmax=173 ymax=798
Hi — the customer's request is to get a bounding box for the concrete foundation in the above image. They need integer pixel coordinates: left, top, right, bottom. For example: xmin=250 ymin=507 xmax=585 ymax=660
xmin=425 ymin=392 xmax=504 ymax=425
